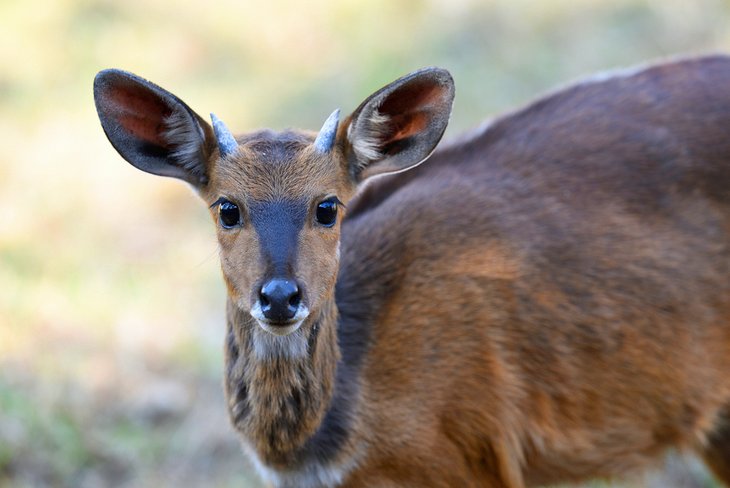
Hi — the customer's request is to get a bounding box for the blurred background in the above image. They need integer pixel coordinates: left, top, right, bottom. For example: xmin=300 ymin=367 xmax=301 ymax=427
xmin=1 ymin=0 xmax=730 ymax=486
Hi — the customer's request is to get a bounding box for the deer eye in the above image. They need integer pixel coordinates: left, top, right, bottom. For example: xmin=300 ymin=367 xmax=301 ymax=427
xmin=218 ymin=200 xmax=241 ymax=228
xmin=315 ymin=199 xmax=338 ymax=227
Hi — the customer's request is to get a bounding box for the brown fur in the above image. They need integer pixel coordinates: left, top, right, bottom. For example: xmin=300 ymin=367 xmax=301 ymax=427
xmin=333 ymin=56 xmax=730 ymax=487
xmin=94 ymin=57 xmax=730 ymax=487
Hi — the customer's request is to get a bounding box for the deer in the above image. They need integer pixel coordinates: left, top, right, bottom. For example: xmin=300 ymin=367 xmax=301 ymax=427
xmin=93 ymin=55 xmax=730 ymax=487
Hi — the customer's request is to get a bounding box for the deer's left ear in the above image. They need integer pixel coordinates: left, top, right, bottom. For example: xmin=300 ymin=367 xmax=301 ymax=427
xmin=339 ymin=67 xmax=455 ymax=182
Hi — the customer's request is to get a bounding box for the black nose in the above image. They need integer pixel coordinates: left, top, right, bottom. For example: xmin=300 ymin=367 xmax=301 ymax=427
xmin=259 ymin=278 xmax=301 ymax=322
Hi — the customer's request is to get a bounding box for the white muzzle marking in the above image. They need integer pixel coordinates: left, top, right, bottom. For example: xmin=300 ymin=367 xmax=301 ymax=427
xmin=250 ymin=301 xmax=310 ymax=336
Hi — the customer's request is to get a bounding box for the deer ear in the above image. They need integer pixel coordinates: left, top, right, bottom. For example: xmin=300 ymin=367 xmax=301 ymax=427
xmin=93 ymin=69 xmax=217 ymax=188
xmin=340 ymin=67 xmax=454 ymax=182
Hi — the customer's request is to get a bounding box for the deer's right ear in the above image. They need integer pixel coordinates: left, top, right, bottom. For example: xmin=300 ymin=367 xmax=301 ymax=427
xmin=93 ymin=69 xmax=217 ymax=188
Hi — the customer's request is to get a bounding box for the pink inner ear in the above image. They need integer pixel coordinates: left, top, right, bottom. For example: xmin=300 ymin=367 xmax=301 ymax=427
xmin=377 ymin=81 xmax=447 ymax=146
xmin=387 ymin=111 xmax=429 ymax=142
xmin=107 ymin=84 xmax=172 ymax=147
xmin=379 ymin=81 xmax=445 ymax=117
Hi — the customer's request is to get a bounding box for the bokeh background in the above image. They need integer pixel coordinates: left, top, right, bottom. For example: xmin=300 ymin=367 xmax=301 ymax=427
xmin=2 ymin=0 xmax=730 ymax=486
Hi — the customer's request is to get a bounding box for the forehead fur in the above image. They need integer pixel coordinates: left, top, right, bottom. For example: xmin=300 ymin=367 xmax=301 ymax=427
xmin=210 ymin=129 xmax=347 ymax=201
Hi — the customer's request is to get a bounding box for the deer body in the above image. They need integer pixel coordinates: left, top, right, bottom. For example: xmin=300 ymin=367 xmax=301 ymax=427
xmin=95 ymin=56 xmax=730 ymax=487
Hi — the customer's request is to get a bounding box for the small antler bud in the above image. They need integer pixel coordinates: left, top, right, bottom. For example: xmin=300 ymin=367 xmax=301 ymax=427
xmin=313 ymin=109 xmax=340 ymax=153
xmin=210 ymin=113 xmax=239 ymax=158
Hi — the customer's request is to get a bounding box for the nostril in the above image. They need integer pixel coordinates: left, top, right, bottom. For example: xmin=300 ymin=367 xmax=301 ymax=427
xmin=288 ymin=290 xmax=301 ymax=308
xmin=259 ymin=292 xmax=270 ymax=307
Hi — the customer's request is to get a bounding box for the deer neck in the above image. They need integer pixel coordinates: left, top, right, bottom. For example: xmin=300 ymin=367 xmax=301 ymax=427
xmin=224 ymin=295 xmax=341 ymax=467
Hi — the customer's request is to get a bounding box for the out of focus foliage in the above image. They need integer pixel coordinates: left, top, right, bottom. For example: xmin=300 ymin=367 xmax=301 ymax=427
xmin=1 ymin=0 xmax=729 ymax=485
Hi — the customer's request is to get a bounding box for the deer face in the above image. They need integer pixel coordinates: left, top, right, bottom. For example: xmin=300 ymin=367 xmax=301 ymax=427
xmin=206 ymin=131 xmax=355 ymax=335
xmin=93 ymin=68 xmax=454 ymax=338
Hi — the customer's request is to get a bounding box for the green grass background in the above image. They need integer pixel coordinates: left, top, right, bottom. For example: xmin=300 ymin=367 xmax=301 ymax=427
xmin=1 ymin=0 xmax=729 ymax=486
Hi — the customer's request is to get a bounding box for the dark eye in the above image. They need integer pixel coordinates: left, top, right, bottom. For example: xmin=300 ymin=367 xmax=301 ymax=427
xmin=315 ymin=199 xmax=338 ymax=227
xmin=218 ymin=200 xmax=241 ymax=228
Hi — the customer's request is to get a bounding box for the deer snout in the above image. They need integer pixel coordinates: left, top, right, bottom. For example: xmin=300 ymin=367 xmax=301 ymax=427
xmin=259 ymin=278 xmax=301 ymax=323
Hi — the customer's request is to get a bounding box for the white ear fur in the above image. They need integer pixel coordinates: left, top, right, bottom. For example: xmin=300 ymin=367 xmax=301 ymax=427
xmin=346 ymin=109 xmax=390 ymax=167
xmin=162 ymin=109 xmax=207 ymax=179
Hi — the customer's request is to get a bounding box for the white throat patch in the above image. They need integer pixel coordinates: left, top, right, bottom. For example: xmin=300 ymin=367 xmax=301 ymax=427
xmin=242 ymin=442 xmax=361 ymax=488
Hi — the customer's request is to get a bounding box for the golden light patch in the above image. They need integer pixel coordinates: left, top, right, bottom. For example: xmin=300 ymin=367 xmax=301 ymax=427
xmin=449 ymin=246 xmax=521 ymax=280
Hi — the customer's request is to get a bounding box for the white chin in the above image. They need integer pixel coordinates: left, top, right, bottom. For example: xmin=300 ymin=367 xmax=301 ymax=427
xmin=257 ymin=320 xmax=303 ymax=336
xmin=249 ymin=303 xmax=310 ymax=336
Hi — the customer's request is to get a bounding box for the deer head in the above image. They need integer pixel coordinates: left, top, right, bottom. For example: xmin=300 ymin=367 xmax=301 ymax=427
xmin=93 ymin=68 xmax=454 ymax=341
